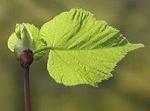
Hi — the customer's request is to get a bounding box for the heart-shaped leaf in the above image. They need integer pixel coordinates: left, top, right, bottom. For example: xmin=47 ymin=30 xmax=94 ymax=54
xmin=40 ymin=9 xmax=144 ymax=86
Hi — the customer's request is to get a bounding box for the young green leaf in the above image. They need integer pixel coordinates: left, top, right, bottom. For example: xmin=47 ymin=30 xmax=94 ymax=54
xmin=8 ymin=23 xmax=47 ymax=60
xmin=8 ymin=33 xmax=19 ymax=52
xmin=40 ymin=8 xmax=144 ymax=86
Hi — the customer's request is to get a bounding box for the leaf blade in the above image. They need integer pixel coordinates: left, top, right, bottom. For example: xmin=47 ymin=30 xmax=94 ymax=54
xmin=41 ymin=8 xmax=144 ymax=86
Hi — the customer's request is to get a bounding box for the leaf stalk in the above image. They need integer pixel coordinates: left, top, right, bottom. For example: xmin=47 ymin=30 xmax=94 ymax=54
xmin=33 ymin=46 xmax=51 ymax=54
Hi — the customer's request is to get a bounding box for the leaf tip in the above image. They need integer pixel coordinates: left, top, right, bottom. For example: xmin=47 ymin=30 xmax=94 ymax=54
xmin=129 ymin=43 xmax=144 ymax=51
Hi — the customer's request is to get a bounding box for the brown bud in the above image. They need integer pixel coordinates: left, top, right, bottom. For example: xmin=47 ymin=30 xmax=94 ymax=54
xmin=20 ymin=49 xmax=33 ymax=68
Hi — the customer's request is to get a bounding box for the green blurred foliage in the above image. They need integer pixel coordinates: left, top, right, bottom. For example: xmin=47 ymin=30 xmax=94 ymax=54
xmin=0 ymin=0 xmax=149 ymax=111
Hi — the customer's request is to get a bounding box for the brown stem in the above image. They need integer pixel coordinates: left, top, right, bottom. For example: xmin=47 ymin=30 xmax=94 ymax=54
xmin=19 ymin=49 xmax=33 ymax=111
xmin=22 ymin=66 xmax=31 ymax=111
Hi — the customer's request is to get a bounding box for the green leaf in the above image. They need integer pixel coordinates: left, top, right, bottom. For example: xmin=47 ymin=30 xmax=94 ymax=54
xmin=8 ymin=23 xmax=47 ymax=60
xmin=8 ymin=33 xmax=19 ymax=52
xmin=40 ymin=8 xmax=144 ymax=86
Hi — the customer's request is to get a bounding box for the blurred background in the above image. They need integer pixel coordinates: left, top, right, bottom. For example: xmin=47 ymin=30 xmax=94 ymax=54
xmin=0 ymin=0 xmax=149 ymax=111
